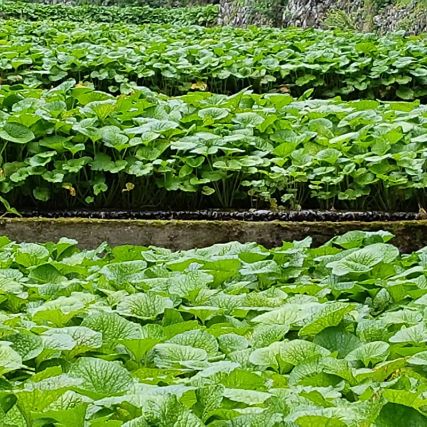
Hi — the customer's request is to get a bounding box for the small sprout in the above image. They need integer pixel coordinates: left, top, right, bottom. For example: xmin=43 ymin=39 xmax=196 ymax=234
xmin=122 ymin=182 xmax=135 ymax=193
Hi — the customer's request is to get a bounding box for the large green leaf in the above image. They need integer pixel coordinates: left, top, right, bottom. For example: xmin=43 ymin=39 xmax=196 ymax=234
xmin=116 ymin=293 xmax=174 ymax=320
xmin=69 ymin=357 xmax=133 ymax=398
xmin=0 ymin=123 xmax=34 ymax=144
xmin=153 ymin=343 xmax=209 ymax=370
xmin=168 ymin=330 xmax=218 ymax=357
xmin=0 ymin=343 xmax=23 ymax=375
xmin=299 ymin=303 xmax=356 ymax=336
xmin=6 ymin=331 xmax=43 ymax=361
xmin=313 ymin=327 xmax=361 ymax=358
xmin=345 ymin=341 xmax=390 ymax=367
xmin=45 ymin=326 xmax=102 ymax=357
xmin=375 ymin=403 xmax=427 ymax=427
xmin=327 ymin=244 xmax=399 ymax=276
xmin=81 ymin=312 xmax=142 ymax=344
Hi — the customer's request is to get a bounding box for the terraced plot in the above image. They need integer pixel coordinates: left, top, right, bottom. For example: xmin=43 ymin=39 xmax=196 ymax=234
xmin=0 ymin=84 xmax=425 ymax=212
xmin=0 ymin=20 xmax=425 ymax=98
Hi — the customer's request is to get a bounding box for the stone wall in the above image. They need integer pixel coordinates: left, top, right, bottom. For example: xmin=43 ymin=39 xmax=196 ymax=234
xmin=374 ymin=2 xmax=427 ymax=33
xmin=218 ymin=0 xmax=252 ymax=26
xmin=283 ymin=0 xmax=363 ymax=28
xmin=218 ymin=0 xmax=284 ymax=26
xmin=283 ymin=0 xmax=427 ymax=33
xmin=218 ymin=0 xmax=426 ymax=33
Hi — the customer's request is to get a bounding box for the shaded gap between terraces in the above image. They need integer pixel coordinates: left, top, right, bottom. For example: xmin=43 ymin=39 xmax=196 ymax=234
xmin=6 ymin=209 xmax=422 ymax=222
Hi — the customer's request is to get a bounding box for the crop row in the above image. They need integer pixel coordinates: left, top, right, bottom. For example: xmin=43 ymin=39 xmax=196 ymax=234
xmin=0 ymin=231 xmax=427 ymax=425
xmin=18 ymin=0 xmax=217 ymax=6
xmin=0 ymin=81 xmax=426 ymax=213
xmin=0 ymin=1 xmax=219 ymax=26
xmin=0 ymin=19 xmax=426 ymax=99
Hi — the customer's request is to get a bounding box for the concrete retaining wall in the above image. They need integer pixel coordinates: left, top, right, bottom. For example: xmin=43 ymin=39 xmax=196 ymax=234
xmin=1 ymin=218 xmax=426 ymax=251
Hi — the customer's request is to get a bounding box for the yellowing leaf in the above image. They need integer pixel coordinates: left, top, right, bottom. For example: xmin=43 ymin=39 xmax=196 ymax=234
xmin=191 ymin=81 xmax=208 ymax=91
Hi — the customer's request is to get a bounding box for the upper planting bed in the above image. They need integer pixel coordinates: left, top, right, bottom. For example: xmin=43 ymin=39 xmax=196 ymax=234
xmin=0 ymin=19 xmax=426 ymax=99
xmin=0 ymin=82 xmax=426 ymax=213
xmin=0 ymin=1 xmax=219 ymax=26
xmin=1 ymin=231 xmax=427 ymax=425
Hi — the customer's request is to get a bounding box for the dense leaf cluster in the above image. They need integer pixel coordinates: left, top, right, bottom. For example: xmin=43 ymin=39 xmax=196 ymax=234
xmin=0 ymin=231 xmax=427 ymax=425
xmin=0 ymin=82 xmax=426 ymax=212
xmin=20 ymin=0 xmax=218 ymax=6
xmin=0 ymin=19 xmax=426 ymax=99
xmin=0 ymin=2 xmax=219 ymax=26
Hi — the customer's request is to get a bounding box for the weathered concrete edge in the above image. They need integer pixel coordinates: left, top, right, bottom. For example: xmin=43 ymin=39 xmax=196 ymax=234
xmin=0 ymin=218 xmax=426 ymax=252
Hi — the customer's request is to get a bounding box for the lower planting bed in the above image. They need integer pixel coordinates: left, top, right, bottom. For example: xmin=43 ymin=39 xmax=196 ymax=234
xmin=1 ymin=230 xmax=427 ymax=425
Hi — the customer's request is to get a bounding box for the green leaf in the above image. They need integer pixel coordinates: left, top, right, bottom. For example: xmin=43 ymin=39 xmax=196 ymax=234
xmin=251 ymin=304 xmax=309 ymax=326
xmin=116 ymin=293 xmax=174 ymax=320
xmin=6 ymin=331 xmax=43 ymax=361
xmin=299 ymin=303 xmax=355 ymax=336
xmin=0 ymin=123 xmax=34 ymax=143
xmin=313 ymin=327 xmax=361 ymax=358
xmin=389 ymin=324 xmax=427 ymax=344
xmin=31 ymin=294 xmax=90 ymax=327
xmin=0 ymin=343 xmax=23 ymax=375
xmin=222 ymin=388 xmax=271 ymax=405
xmin=278 ymin=339 xmax=331 ymax=366
xmin=0 ymin=196 xmax=21 ymax=217
xmin=249 ymin=340 xmax=329 ymax=371
xmin=15 ymin=375 xmax=82 ymax=423
xmin=327 ymin=244 xmax=399 ymax=276
xmin=375 ymin=403 xmax=427 ymax=427
xmin=408 ymin=351 xmax=427 ymax=366
xmin=28 ymin=263 xmax=66 ymax=283
xmin=153 ymin=343 xmax=208 ymax=370
xmin=382 ymin=389 xmax=427 ymax=411
xmin=69 ymin=357 xmax=133 ymax=398
xmin=251 ymin=324 xmax=289 ymax=349
xmin=292 ymin=414 xmax=346 ymax=427
xmin=332 ymin=230 xmax=393 ymax=249
xmin=46 ymin=326 xmax=102 ymax=357
xmin=198 ymin=107 xmax=229 ymax=121
xmin=194 ymin=384 xmax=224 ymax=423
xmin=99 ymin=260 xmax=147 ymax=284
xmin=81 ymin=312 xmax=142 ymax=344
xmin=345 ymin=341 xmax=389 ymax=367
xmin=218 ymin=333 xmax=249 ymax=354
xmin=120 ymin=338 xmax=161 ymax=362
xmin=233 ymin=112 xmax=265 ymax=128
xmin=33 ymin=187 xmax=50 ymax=202
xmin=168 ymin=330 xmax=218 ymax=357
xmin=396 ymin=87 xmax=415 ymax=100
xmin=14 ymin=243 xmax=49 ymax=267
